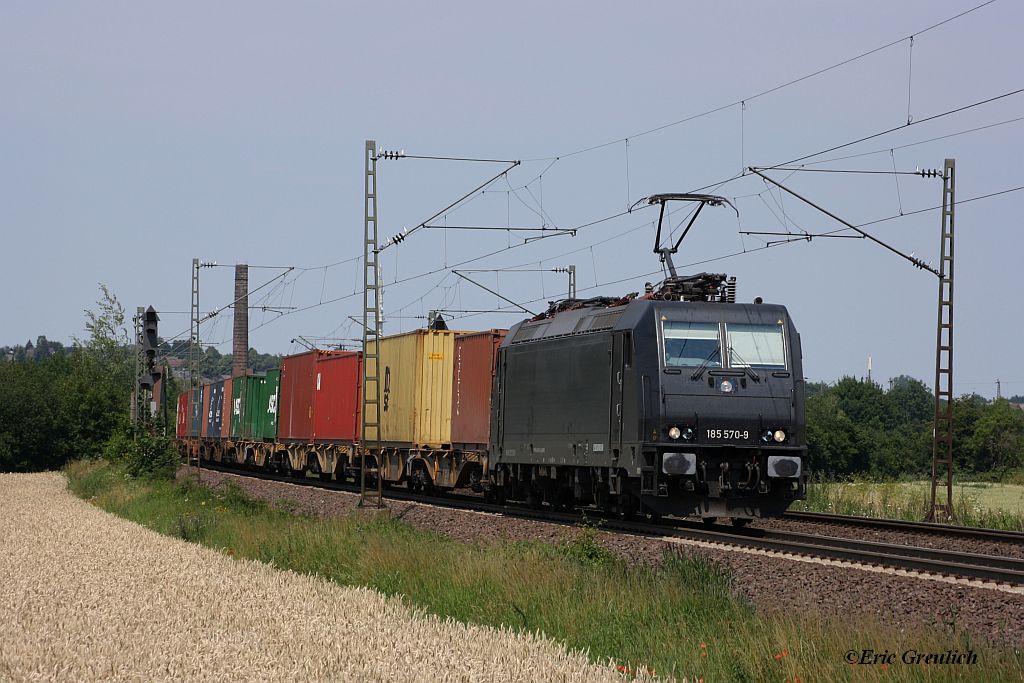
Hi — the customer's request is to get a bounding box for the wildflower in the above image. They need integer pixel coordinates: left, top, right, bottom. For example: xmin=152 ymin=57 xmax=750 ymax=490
xmin=700 ymin=642 xmax=707 ymax=649
xmin=774 ymin=653 xmax=783 ymax=661
xmin=881 ymin=663 xmax=889 ymax=672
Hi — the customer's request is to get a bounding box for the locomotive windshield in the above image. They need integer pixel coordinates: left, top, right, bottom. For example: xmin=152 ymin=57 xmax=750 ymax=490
xmin=727 ymin=323 xmax=786 ymax=369
xmin=663 ymin=322 xmax=721 ymax=367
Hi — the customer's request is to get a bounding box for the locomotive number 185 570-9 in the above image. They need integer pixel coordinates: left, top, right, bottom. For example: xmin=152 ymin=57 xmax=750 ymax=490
xmin=705 ymin=429 xmax=750 ymax=440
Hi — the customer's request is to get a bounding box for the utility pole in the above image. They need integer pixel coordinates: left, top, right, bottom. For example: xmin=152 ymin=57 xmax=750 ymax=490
xmin=927 ymin=159 xmax=956 ymax=522
xmin=361 ymin=140 xmax=384 ymax=508
xmin=996 ymin=379 xmax=1002 ymax=400
xmin=190 ymin=258 xmax=201 ymax=472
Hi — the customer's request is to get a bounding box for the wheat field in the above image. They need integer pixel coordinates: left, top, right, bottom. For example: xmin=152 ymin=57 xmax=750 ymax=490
xmin=0 ymin=472 xmax=636 ymax=682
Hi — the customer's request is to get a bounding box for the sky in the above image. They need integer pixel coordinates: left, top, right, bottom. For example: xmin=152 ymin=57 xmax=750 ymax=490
xmin=1 ymin=1 xmax=1021 ymax=397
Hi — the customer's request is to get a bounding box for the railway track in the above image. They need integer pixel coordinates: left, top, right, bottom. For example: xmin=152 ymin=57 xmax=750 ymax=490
xmin=783 ymin=509 xmax=1024 ymax=542
xmin=191 ymin=462 xmax=1024 ymax=589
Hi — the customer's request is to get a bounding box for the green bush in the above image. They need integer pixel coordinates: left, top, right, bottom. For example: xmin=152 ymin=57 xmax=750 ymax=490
xmin=558 ymin=526 xmax=619 ymax=567
xmin=103 ymin=426 xmax=179 ymax=480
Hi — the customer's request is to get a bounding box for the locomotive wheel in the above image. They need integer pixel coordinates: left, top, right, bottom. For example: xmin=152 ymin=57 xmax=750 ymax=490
xmin=731 ymin=517 xmax=752 ymax=527
xmin=319 ymin=473 xmax=332 ymax=482
xmin=701 ymin=517 xmax=718 ymax=526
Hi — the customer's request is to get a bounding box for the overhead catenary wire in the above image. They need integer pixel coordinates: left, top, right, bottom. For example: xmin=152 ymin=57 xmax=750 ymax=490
xmin=332 ymin=19 xmax=1017 ymax=341
xmin=748 ymin=183 xmax=1024 ymax=247
xmin=271 ymin=5 xmax=1014 ymax=347
xmin=764 ymin=87 xmax=1024 ymax=170
xmin=797 ymin=115 xmax=1024 ymax=167
xmin=158 ymin=267 xmax=295 ymax=350
xmin=519 ymin=0 xmax=998 ymax=163
xmin=379 ymin=161 xmax=520 ymax=251
xmin=288 ymin=174 xmax=1020 ymax=346
xmin=378 ymin=152 xmax=519 ymax=163
xmin=687 ymin=88 xmax=1024 ymax=199
xmin=274 ymin=13 xmax=1014 ymax=346
xmin=753 ymin=167 xmax=929 ymax=176
xmin=441 ymin=183 xmax=1024 ymax=324
xmin=750 ymin=167 xmax=938 ymax=274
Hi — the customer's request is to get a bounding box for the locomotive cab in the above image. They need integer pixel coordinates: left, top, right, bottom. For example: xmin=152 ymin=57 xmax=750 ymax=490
xmin=644 ymin=301 xmax=806 ymax=518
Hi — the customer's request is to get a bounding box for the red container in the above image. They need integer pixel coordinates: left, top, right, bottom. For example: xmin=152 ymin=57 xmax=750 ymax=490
xmin=176 ymin=391 xmax=189 ymax=438
xmin=314 ymin=351 xmax=362 ymax=442
xmin=451 ymin=330 xmax=507 ymax=447
xmin=279 ymin=351 xmax=317 ymax=442
xmin=221 ymin=379 xmax=233 ymax=438
xmin=278 ymin=350 xmax=362 ymax=443
xmin=199 ymin=383 xmax=212 ymax=438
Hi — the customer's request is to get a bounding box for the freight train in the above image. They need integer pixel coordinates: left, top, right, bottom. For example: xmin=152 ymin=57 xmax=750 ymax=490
xmin=178 ymin=273 xmax=807 ymax=523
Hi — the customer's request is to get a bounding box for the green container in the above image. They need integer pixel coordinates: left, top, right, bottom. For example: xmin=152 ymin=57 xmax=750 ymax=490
xmin=230 ymin=369 xmax=280 ymax=440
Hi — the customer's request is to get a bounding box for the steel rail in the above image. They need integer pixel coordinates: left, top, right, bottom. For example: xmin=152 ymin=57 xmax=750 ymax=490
xmin=193 ymin=462 xmax=1024 ymax=587
xmin=782 ymin=509 xmax=1024 ymax=543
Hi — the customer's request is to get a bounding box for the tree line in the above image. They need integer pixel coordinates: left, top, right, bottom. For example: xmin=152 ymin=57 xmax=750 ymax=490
xmin=3 ymin=335 xmax=282 ymax=383
xmin=0 ymin=286 xmax=282 ymax=474
xmin=806 ymin=376 xmax=1024 ymax=477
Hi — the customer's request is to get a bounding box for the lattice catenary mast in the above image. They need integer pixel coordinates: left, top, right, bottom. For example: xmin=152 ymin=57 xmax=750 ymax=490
xmin=927 ymin=159 xmax=956 ymax=522
xmin=360 ymin=140 xmax=384 ymax=508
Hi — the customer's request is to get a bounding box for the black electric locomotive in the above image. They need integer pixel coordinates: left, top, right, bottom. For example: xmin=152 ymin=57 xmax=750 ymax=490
xmin=487 ymin=194 xmax=806 ymax=523
xmin=487 ymin=285 xmax=806 ymax=522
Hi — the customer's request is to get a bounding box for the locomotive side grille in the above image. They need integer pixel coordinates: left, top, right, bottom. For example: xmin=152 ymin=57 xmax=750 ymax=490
xmin=586 ymin=310 xmax=623 ymax=331
xmin=511 ymin=322 xmax=550 ymax=343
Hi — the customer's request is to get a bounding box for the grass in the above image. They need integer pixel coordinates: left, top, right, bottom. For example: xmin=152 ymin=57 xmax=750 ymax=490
xmin=792 ymin=476 xmax=1024 ymax=531
xmin=67 ymin=460 xmax=1024 ymax=682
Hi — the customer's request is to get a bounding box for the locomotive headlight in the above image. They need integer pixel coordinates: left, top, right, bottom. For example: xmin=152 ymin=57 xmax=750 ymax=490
xmin=668 ymin=426 xmax=682 ymax=440
xmin=681 ymin=427 xmax=694 ymax=441
xmin=773 ymin=429 xmax=787 ymax=443
xmin=761 ymin=429 xmax=773 ymax=443
xmin=720 ymin=380 xmax=734 ymax=393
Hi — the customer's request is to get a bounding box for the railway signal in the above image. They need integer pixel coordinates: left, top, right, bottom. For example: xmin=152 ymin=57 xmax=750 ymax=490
xmin=134 ymin=306 xmax=161 ymax=425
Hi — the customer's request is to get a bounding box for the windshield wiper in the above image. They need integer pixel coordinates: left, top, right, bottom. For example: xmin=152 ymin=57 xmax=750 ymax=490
xmin=727 ymin=347 xmax=761 ymax=383
xmin=689 ymin=346 xmax=721 ymax=381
